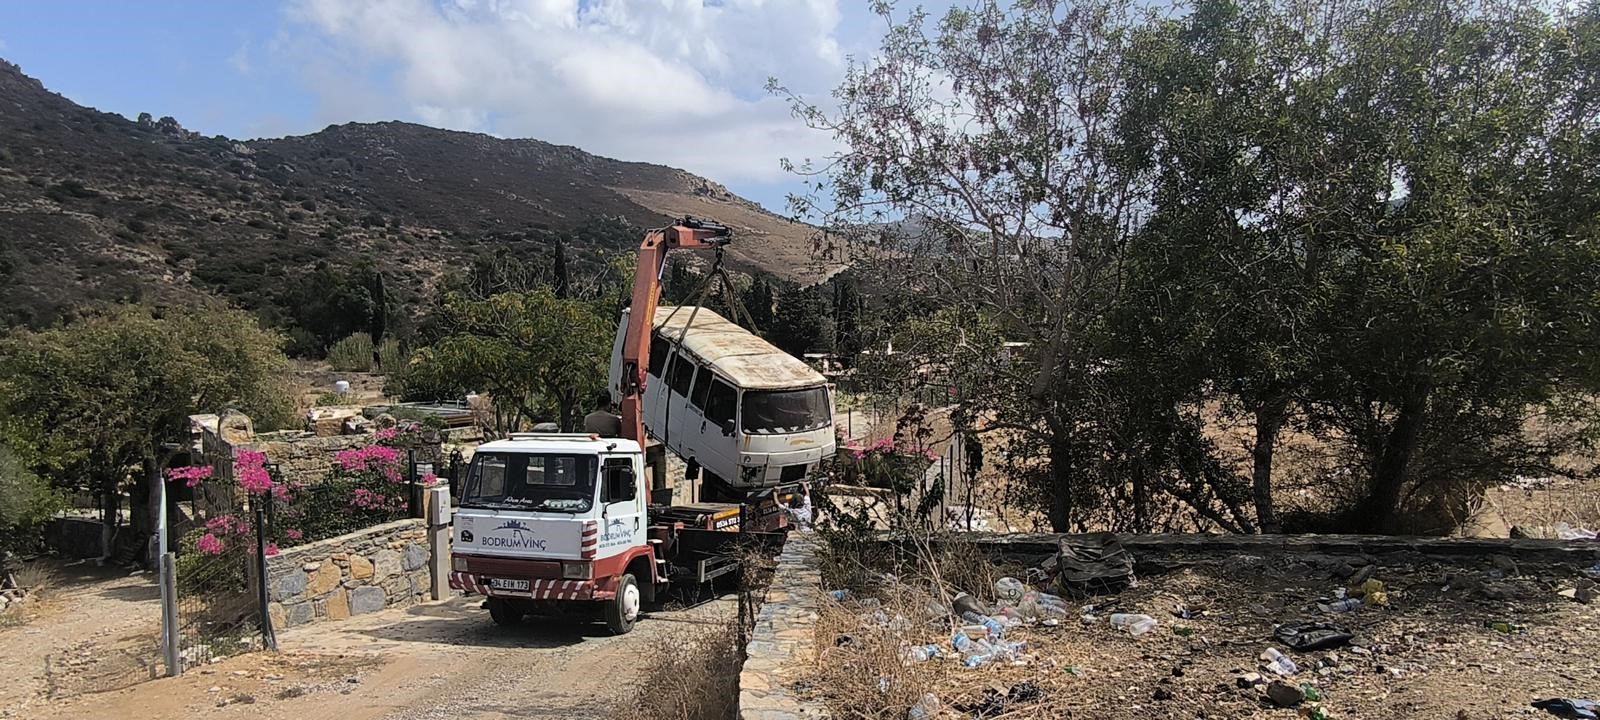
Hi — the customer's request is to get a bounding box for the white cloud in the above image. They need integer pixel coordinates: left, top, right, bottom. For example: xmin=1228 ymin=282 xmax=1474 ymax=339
xmin=281 ymin=0 xmax=855 ymax=184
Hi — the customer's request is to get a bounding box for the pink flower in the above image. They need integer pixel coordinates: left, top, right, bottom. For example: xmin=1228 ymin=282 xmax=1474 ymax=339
xmin=205 ymin=515 xmax=235 ymax=534
xmin=421 ymin=473 xmax=439 ymax=486
xmin=264 ymin=543 xmax=280 ymax=557
xmin=196 ymin=533 xmax=225 ymax=555
xmin=165 ymin=465 xmax=214 ymax=488
xmin=374 ymin=428 xmax=398 ymax=441
xmin=285 ymin=529 xmax=303 ymax=541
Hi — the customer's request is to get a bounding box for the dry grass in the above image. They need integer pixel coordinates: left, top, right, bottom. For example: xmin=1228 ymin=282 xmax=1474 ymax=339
xmin=12 ymin=561 xmax=61 ymax=596
xmin=616 ymin=621 xmax=743 ymax=720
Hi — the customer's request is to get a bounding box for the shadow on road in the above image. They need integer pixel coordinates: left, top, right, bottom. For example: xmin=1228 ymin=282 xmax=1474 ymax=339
xmin=348 ymin=597 xmax=616 ymax=649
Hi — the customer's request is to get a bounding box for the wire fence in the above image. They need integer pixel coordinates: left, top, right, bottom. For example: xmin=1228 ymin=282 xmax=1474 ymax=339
xmin=171 ymin=469 xmax=267 ymax=669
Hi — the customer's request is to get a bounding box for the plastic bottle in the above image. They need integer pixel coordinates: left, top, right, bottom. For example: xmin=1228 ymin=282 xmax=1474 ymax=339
xmin=828 ymin=589 xmax=851 ymax=602
xmin=1109 ymin=613 xmax=1158 ymax=636
xmin=1261 ymin=647 xmax=1298 ymax=676
xmin=903 ymin=644 xmax=940 ymax=663
xmin=961 ymin=611 xmax=1006 ymax=639
xmin=908 ymin=693 xmax=942 ymax=720
xmin=951 ymin=630 xmax=976 ymax=654
xmin=1033 ymin=591 xmax=1071 ymax=616
xmin=1317 ymin=598 xmax=1361 ymax=613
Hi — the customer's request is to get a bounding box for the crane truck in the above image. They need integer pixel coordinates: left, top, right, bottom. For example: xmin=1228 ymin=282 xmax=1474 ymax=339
xmin=447 ymin=217 xmax=820 ymax=633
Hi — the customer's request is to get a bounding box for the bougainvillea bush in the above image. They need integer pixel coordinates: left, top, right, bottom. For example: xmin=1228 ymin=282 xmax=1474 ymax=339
xmin=168 ymin=424 xmax=439 ymax=559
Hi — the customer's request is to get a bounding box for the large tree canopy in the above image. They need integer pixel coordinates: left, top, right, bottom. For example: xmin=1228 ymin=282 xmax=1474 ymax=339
xmin=0 ymin=304 xmax=292 ymax=561
xmin=781 ymin=0 xmax=1600 ymax=534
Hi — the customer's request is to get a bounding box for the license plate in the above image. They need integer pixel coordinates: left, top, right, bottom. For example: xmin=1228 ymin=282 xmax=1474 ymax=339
xmin=489 ymin=578 xmax=529 ymax=591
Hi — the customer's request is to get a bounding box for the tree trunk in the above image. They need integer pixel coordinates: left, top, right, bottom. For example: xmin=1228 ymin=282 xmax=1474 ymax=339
xmin=143 ymin=452 xmax=164 ymax=568
xmin=1359 ymin=385 xmax=1430 ymax=533
xmin=1251 ymin=394 xmax=1290 ymax=533
xmin=98 ymin=481 xmax=118 ymax=562
xmin=1047 ymin=434 xmax=1073 ymax=532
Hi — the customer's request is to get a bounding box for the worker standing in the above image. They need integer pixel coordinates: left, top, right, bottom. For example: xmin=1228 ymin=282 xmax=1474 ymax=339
xmin=584 ymin=397 xmax=624 ymax=438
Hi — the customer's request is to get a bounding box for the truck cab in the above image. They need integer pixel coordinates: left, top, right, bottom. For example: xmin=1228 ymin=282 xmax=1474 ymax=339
xmin=448 ymin=434 xmax=657 ymax=633
xmin=448 ymin=432 xmax=774 ymax=634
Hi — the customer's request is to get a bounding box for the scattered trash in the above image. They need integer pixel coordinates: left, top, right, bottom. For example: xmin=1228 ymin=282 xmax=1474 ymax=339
xmin=955 ymin=681 xmax=1043 ymax=718
xmin=1275 ymin=622 xmax=1355 ymax=651
xmin=1051 ymin=536 xmax=1136 ymax=597
xmin=1261 ymin=647 xmax=1300 ymax=676
xmin=1301 ymin=684 xmax=1323 ymax=702
xmin=908 ymin=693 xmax=942 ymax=720
xmin=902 ymin=644 xmax=940 ymax=663
xmin=1238 ymin=672 xmax=1265 ymax=688
xmin=952 ymin=592 xmax=989 ymax=617
xmin=1016 ymin=590 xmax=1071 ymax=621
xmin=960 ymin=624 xmax=990 ymax=640
xmin=994 ymin=576 xmax=1026 ymax=602
xmin=1350 ymin=579 xmax=1389 ymax=607
xmin=1555 ymin=523 xmax=1599 ymax=541
xmin=1317 ymin=597 xmax=1362 ymax=613
xmin=1582 ymin=563 xmax=1600 ymax=581
xmin=829 ymin=589 xmax=851 ymax=602
xmin=960 ymin=611 xmax=1006 ymax=640
xmin=1300 ymin=705 xmax=1333 ymax=720
xmin=1109 ymin=613 xmax=1157 ymax=636
xmin=1267 ymin=679 xmax=1307 ymax=707
xmin=1532 ymin=698 xmax=1599 ymax=720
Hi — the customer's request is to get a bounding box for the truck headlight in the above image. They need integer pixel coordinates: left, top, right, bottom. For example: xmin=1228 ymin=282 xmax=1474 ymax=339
xmin=452 ymin=557 xmax=468 ymax=572
xmin=562 ymin=561 xmax=593 ymax=580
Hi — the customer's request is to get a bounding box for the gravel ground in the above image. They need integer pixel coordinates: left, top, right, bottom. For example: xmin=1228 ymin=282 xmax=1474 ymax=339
xmin=10 ymin=588 xmax=736 ymax=720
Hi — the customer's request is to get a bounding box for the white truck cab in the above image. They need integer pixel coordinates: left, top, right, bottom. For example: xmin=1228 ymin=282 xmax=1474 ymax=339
xmin=449 ymin=434 xmax=655 ymax=633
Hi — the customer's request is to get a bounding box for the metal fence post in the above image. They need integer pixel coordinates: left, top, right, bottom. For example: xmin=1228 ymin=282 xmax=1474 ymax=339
xmin=160 ymin=552 xmax=180 ymax=676
xmin=253 ymin=502 xmax=278 ymax=651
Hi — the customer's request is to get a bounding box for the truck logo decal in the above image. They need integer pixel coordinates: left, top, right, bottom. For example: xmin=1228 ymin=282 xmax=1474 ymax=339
xmin=598 ymin=518 xmax=633 ymax=547
xmin=483 ymin=520 xmax=547 ymax=551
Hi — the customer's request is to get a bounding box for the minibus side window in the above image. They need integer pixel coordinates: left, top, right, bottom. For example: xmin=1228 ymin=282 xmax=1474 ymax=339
xmin=691 ymin=366 xmax=714 ymax=410
xmin=705 ymin=380 xmax=737 ymax=434
xmin=669 ymin=353 xmax=697 ymax=396
xmin=647 ymin=334 xmax=670 ymax=378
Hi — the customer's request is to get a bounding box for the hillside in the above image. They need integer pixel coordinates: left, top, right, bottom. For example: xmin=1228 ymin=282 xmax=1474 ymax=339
xmin=0 ymin=59 xmax=839 ymax=330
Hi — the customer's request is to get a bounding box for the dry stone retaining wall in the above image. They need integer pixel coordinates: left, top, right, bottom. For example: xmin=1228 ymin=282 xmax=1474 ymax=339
xmin=739 ymin=531 xmax=830 ymax=720
xmin=265 ymin=519 xmax=431 ymax=629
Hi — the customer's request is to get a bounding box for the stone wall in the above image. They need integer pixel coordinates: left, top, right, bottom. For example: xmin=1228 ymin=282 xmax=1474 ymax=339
xmin=44 ymin=517 xmax=103 ymax=559
xmin=265 ymin=519 xmax=432 ymax=629
xmin=739 ymin=532 xmax=831 ymax=720
xmin=250 ymin=432 xmax=372 ymax=483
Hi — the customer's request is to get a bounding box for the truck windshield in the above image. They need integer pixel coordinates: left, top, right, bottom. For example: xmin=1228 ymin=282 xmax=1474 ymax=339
xmin=459 ymin=452 xmax=597 ymax=513
xmin=741 ymin=387 xmax=831 ymax=435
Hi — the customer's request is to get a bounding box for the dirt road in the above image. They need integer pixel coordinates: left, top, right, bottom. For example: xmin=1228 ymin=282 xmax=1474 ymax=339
xmin=14 ymin=591 xmax=735 ymax=720
xmin=0 ymin=563 xmax=162 ymax=718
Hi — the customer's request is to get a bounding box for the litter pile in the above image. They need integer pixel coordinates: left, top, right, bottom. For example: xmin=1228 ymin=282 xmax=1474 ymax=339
xmin=807 ymin=535 xmax=1600 ymax=719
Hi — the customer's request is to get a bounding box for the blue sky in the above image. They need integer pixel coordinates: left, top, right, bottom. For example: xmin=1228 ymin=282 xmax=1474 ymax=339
xmin=0 ymin=0 xmax=916 ymax=215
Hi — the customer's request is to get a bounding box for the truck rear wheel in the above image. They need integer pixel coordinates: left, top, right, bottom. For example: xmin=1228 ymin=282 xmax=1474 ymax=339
xmin=487 ymin=597 xmax=523 ymax=626
xmin=604 ymin=573 xmax=640 ymax=635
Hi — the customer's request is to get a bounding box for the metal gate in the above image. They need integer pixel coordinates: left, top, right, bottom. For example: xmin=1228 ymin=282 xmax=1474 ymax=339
xmin=170 ymin=466 xmax=268 ymax=669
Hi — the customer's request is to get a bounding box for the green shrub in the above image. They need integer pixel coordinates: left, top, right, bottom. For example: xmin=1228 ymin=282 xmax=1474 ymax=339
xmin=376 ymin=338 xmax=407 ymax=375
xmin=327 ymin=332 xmax=374 ymax=372
xmin=0 ymin=444 xmax=63 ymax=554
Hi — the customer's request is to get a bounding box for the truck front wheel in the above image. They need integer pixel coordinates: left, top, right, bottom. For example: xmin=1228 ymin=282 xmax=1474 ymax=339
xmin=487 ymin=597 xmax=523 ymax=626
xmin=604 ymin=573 xmax=640 ymax=635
